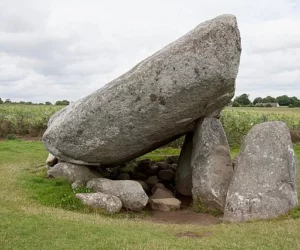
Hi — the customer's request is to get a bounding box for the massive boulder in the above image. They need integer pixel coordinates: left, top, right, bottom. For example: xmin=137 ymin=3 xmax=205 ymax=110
xmin=43 ymin=14 xmax=241 ymax=166
xmin=192 ymin=118 xmax=233 ymax=212
xmin=87 ymin=178 xmax=148 ymax=211
xmin=224 ymin=122 xmax=298 ymax=222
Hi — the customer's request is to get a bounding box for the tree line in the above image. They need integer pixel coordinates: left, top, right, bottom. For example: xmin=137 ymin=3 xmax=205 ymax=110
xmin=0 ymin=98 xmax=70 ymax=106
xmin=233 ymin=94 xmax=300 ymax=108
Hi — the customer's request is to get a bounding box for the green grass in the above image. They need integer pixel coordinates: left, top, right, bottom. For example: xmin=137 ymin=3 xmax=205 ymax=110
xmin=22 ymin=173 xmax=91 ymax=211
xmin=139 ymin=147 xmax=180 ymax=161
xmin=1 ymin=140 xmax=300 ymax=249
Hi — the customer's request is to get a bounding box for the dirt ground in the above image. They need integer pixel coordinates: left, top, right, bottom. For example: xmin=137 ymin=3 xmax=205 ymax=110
xmin=148 ymin=196 xmax=222 ymax=225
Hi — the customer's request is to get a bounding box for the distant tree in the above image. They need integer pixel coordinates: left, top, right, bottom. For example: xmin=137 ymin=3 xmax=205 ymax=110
xmin=234 ymin=94 xmax=252 ymax=106
xmin=262 ymin=96 xmax=276 ymax=103
xmin=55 ymin=100 xmax=70 ymax=105
xmin=26 ymin=102 xmax=33 ymax=105
xmin=232 ymin=102 xmax=240 ymax=107
xmin=289 ymin=96 xmax=299 ymax=105
xmin=294 ymin=101 xmax=300 ymax=107
xmin=19 ymin=101 xmax=26 ymax=104
xmin=45 ymin=101 xmax=52 ymax=105
xmin=38 ymin=103 xmax=44 ymax=105
xmin=5 ymin=99 xmax=11 ymax=104
xmin=0 ymin=98 xmax=3 ymax=104
xmin=276 ymin=95 xmax=290 ymax=106
xmin=253 ymin=97 xmax=263 ymax=105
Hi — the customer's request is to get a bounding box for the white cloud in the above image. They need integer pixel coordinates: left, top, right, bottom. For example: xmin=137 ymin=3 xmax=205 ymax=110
xmin=0 ymin=0 xmax=299 ymax=103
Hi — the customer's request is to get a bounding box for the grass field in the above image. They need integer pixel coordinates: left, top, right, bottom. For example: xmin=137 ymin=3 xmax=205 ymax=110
xmin=1 ymin=140 xmax=300 ymax=249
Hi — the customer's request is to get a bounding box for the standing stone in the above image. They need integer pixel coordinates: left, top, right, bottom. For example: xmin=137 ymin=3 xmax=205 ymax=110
xmin=87 ymin=178 xmax=148 ymax=211
xmin=76 ymin=192 xmax=122 ymax=214
xmin=192 ymin=118 xmax=233 ymax=212
xmin=43 ymin=14 xmax=241 ymax=166
xmin=224 ymin=122 xmax=298 ymax=222
xmin=176 ymin=132 xmax=193 ymax=196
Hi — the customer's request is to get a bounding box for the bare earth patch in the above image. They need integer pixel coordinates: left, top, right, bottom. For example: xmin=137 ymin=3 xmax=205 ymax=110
xmin=148 ymin=196 xmax=222 ymax=225
xmin=176 ymin=231 xmax=213 ymax=239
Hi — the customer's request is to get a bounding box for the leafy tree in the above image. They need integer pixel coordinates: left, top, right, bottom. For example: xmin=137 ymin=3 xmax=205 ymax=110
xmin=0 ymin=98 xmax=3 ymax=104
xmin=289 ymin=96 xmax=299 ymax=105
xmin=55 ymin=100 xmax=70 ymax=105
xmin=5 ymin=99 xmax=11 ymax=103
xmin=45 ymin=101 xmax=52 ymax=105
xmin=233 ymin=94 xmax=252 ymax=106
xmin=294 ymin=101 xmax=300 ymax=107
xmin=253 ymin=97 xmax=263 ymax=105
xmin=276 ymin=95 xmax=291 ymax=106
xmin=232 ymin=102 xmax=240 ymax=107
xmin=262 ymin=96 xmax=276 ymax=103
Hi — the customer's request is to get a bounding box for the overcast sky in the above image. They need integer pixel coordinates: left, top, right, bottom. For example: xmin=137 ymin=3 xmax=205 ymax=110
xmin=0 ymin=0 xmax=299 ymax=103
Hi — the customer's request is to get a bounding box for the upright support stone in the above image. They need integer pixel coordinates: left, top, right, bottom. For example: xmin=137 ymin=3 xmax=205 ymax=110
xmin=191 ymin=117 xmax=233 ymax=212
xmin=176 ymin=132 xmax=193 ymax=196
xmin=224 ymin=122 xmax=298 ymax=222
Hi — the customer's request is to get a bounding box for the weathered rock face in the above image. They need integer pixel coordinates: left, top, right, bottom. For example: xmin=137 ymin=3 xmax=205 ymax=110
xmin=47 ymin=162 xmax=101 ymax=185
xmin=224 ymin=122 xmax=298 ymax=222
xmin=43 ymin=14 xmax=241 ymax=166
xmin=87 ymin=178 xmax=148 ymax=211
xmin=76 ymin=192 xmax=122 ymax=214
xmin=176 ymin=132 xmax=193 ymax=196
xmin=192 ymin=118 xmax=233 ymax=212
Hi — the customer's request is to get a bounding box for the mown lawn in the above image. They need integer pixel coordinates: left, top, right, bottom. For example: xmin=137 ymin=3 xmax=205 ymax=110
xmin=0 ymin=140 xmax=300 ymax=250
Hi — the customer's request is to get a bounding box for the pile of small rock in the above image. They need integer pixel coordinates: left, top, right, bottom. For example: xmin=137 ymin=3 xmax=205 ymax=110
xmin=46 ymin=155 xmax=182 ymax=213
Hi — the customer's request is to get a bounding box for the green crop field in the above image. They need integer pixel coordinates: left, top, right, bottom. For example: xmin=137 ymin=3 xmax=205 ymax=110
xmin=0 ymin=104 xmax=62 ymax=137
xmin=221 ymin=107 xmax=300 ymax=146
xmin=1 ymin=104 xmax=299 ymax=146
